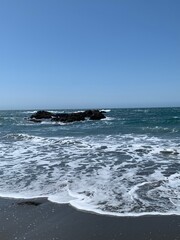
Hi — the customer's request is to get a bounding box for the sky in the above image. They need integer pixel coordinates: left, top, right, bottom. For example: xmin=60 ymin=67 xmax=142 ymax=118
xmin=0 ymin=0 xmax=179 ymax=110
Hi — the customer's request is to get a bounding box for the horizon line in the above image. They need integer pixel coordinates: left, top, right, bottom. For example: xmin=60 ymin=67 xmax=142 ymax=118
xmin=0 ymin=105 xmax=180 ymax=111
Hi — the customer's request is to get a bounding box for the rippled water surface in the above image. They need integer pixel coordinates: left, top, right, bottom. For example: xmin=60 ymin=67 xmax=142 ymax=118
xmin=0 ymin=108 xmax=180 ymax=216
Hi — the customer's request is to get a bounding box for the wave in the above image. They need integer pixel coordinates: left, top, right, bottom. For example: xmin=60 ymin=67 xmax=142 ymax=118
xmin=101 ymin=117 xmax=114 ymax=121
xmin=22 ymin=111 xmax=37 ymax=114
xmin=22 ymin=110 xmax=65 ymax=114
xmin=48 ymin=110 xmax=65 ymax=114
xmin=100 ymin=109 xmax=111 ymax=112
xmin=0 ymin=133 xmax=180 ymax=216
xmin=142 ymin=126 xmax=179 ymax=133
xmin=40 ymin=121 xmax=67 ymax=126
xmin=133 ymin=109 xmax=149 ymax=113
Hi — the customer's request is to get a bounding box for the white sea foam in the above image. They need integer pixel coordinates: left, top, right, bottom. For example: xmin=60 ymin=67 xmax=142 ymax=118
xmin=48 ymin=110 xmax=65 ymax=114
xmin=23 ymin=110 xmax=65 ymax=114
xmin=142 ymin=126 xmax=179 ymax=134
xmin=133 ymin=109 xmax=149 ymax=113
xmin=0 ymin=133 xmax=180 ymax=216
xmin=101 ymin=117 xmax=114 ymax=121
xmin=22 ymin=111 xmax=37 ymax=114
xmin=100 ymin=109 xmax=111 ymax=112
xmin=73 ymin=111 xmax=84 ymax=113
xmin=40 ymin=121 xmax=53 ymax=125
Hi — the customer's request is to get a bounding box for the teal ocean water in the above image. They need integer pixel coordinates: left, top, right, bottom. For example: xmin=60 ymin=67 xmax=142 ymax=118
xmin=0 ymin=108 xmax=180 ymax=216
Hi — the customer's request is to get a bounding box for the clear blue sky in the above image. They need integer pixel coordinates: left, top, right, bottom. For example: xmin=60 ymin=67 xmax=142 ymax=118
xmin=0 ymin=0 xmax=179 ymax=109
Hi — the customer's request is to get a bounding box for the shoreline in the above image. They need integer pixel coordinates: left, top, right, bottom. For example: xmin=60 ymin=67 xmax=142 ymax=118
xmin=0 ymin=197 xmax=180 ymax=240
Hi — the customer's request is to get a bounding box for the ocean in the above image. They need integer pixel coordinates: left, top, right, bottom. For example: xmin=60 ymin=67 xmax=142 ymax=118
xmin=0 ymin=108 xmax=180 ymax=216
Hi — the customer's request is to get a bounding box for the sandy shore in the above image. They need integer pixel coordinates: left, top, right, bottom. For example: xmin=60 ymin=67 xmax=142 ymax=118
xmin=0 ymin=197 xmax=180 ymax=240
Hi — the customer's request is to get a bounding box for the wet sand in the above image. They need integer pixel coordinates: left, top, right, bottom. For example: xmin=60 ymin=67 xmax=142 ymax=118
xmin=0 ymin=197 xmax=180 ymax=240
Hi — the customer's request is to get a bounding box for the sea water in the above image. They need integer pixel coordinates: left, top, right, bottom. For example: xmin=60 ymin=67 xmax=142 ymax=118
xmin=0 ymin=108 xmax=180 ymax=216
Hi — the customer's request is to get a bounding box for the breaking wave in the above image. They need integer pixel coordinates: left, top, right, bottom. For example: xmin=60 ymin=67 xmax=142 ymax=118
xmin=0 ymin=133 xmax=180 ymax=216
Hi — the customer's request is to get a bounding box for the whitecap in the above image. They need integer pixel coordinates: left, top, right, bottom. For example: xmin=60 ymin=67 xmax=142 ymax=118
xmin=101 ymin=117 xmax=114 ymax=121
xmin=48 ymin=110 xmax=65 ymax=114
xmin=0 ymin=133 xmax=180 ymax=216
xmin=22 ymin=111 xmax=37 ymax=114
xmin=100 ymin=109 xmax=111 ymax=112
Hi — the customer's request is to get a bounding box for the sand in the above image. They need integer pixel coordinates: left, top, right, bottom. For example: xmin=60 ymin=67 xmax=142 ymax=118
xmin=0 ymin=197 xmax=180 ymax=240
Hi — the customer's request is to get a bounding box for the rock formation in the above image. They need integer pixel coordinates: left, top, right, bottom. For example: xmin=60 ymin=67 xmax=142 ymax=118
xmin=29 ymin=110 xmax=106 ymax=123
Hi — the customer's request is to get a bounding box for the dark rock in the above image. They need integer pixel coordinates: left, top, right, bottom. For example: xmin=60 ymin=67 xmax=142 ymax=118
xmin=30 ymin=110 xmax=54 ymax=119
xmin=51 ymin=113 xmax=85 ymax=123
xmin=29 ymin=109 xmax=106 ymax=123
xmin=89 ymin=110 xmax=106 ymax=120
xmin=66 ymin=113 xmax=85 ymax=122
xmin=84 ymin=110 xmax=94 ymax=118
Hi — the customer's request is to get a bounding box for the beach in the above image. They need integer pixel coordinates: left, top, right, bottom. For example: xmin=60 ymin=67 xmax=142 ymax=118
xmin=0 ymin=197 xmax=180 ymax=240
xmin=0 ymin=108 xmax=180 ymax=239
xmin=1 ymin=0 xmax=180 ymax=238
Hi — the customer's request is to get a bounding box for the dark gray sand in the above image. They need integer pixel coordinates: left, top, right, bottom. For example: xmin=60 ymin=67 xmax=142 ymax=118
xmin=0 ymin=197 xmax=180 ymax=240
